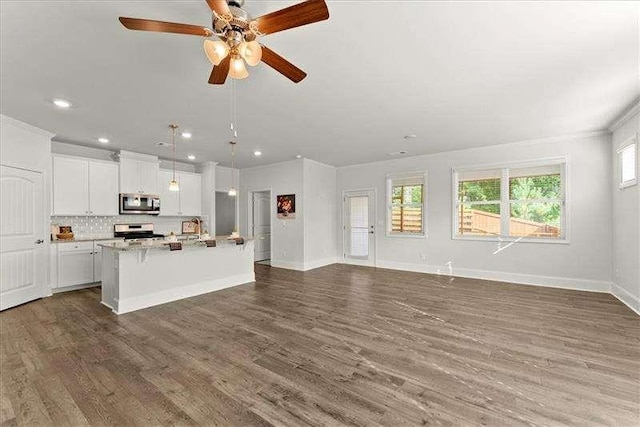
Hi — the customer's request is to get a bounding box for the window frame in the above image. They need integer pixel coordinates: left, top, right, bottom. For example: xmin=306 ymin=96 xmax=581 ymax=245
xmin=451 ymin=157 xmax=569 ymax=244
xmin=618 ymin=137 xmax=637 ymax=189
xmin=386 ymin=171 xmax=428 ymax=238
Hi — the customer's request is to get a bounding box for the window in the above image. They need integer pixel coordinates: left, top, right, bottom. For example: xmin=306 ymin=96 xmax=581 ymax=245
xmin=619 ymin=140 xmax=637 ymax=189
xmin=454 ymin=159 xmax=566 ymax=241
xmin=387 ymin=172 xmax=426 ymax=236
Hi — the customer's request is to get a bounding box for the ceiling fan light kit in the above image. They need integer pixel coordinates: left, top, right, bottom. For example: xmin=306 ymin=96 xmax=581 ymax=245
xmin=119 ymin=0 xmax=329 ymax=85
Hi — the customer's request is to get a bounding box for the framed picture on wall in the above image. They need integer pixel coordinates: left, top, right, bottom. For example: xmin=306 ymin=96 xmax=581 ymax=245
xmin=277 ymin=194 xmax=296 ymax=219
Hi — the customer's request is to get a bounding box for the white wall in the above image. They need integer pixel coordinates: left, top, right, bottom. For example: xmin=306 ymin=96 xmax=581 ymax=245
xmin=303 ymin=159 xmax=338 ymax=269
xmin=215 ymin=165 xmax=240 ymax=192
xmin=240 ymin=160 xmax=305 ymax=269
xmin=610 ymin=105 xmax=640 ymax=313
xmin=1 ymin=115 xmax=55 ymax=295
xmin=336 ymin=133 xmax=613 ymax=291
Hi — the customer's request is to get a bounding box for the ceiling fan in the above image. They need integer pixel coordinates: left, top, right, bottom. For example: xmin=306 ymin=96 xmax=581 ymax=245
xmin=119 ymin=0 xmax=329 ymax=85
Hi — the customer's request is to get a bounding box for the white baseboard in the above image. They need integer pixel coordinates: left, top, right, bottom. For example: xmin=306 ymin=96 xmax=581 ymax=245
xmin=271 ymin=257 xmax=338 ymax=272
xmin=611 ymin=282 xmax=640 ymax=315
xmin=303 ymin=257 xmax=338 ymax=271
xmin=114 ymin=273 xmax=255 ymax=314
xmin=52 ymin=283 xmax=100 ymax=293
xmin=375 ymin=260 xmax=611 ymax=293
xmin=271 ymin=259 xmax=306 ymax=271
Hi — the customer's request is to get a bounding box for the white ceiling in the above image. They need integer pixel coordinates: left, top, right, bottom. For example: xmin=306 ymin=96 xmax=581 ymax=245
xmin=1 ymin=1 xmax=638 ymax=168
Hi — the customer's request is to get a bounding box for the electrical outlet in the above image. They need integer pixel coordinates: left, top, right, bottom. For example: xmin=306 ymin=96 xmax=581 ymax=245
xmin=282 ymin=251 xmax=287 ymax=257
xmin=615 ymin=269 xmax=620 ymax=279
xmin=420 ymin=253 xmax=427 ymax=261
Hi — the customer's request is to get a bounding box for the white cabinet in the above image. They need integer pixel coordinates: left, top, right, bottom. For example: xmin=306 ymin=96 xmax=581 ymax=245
xmin=89 ymin=161 xmax=119 ymax=216
xmin=158 ymin=169 xmax=201 ymax=216
xmin=56 ymin=242 xmax=94 ymax=287
xmin=119 ymin=155 xmax=159 ymax=195
xmin=52 ymin=156 xmax=119 ymax=216
xmin=179 ymin=173 xmax=202 ymax=217
xmin=52 ymin=156 xmax=89 ymax=215
xmin=159 ymin=170 xmax=180 ymax=216
xmin=51 ymin=240 xmax=122 ymax=289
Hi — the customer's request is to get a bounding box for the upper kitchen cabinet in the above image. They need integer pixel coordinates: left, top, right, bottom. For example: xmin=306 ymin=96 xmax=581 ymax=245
xmin=158 ymin=170 xmax=201 ymax=216
xmin=158 ymin=170 xmax=180 ymax=216
xmin=119 ymin=151 xmax=159 ymax=195
xmin=52 ymin=155 xmax=119 ymax=216
xmin=179 ymin=172 xmax=202 ymax=217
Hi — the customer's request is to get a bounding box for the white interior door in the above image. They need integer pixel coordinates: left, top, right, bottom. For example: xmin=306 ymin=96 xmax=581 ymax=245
xmin=343 ymin=190 xmax=376 ymax=266
xmin=252 ymin=191 xmax=271 ymax=261
xmin=1 ymin=165 xmax=45 ymax=310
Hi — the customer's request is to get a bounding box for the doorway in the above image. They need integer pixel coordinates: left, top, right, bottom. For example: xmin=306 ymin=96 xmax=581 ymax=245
xmin=343 ymin=190 xmax=376 ymax=267
xmin=1 ymin=165 xmax=45 ymax=310
xmin=250 ymin=190 xmax=271 ymax=263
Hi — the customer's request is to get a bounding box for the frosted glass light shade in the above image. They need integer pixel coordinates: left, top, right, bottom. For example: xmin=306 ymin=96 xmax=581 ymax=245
xmin=229 ymin=57 xmax=249 ymax=79
xmin=238 ymin=41 xmax=262 ymax=66
xmin=228 ymin=187 xmax=237 ymax=197
xmin=169 ymin=180 xmax=180 ymax=192
xmin=204 ymin=39 xmax=230 ymax=65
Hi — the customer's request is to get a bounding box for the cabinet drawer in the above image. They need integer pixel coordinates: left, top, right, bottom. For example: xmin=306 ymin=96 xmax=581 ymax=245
xmin=57 ymin=241 xmax=94 ymax=253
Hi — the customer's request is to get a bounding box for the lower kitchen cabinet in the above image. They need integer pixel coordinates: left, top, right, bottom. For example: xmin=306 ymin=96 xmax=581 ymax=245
xmin=51 ymin=240 xmax=122 ymax=290
xmin=57 ymin=242 xmax=94 ymax=287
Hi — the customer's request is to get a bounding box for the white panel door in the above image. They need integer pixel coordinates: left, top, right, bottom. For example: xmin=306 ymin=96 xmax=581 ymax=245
xmin=53 ymin=156 xmax=89 ymax=215
xmin=252 ymin=191 xmax=271 ymax=261
xmin=343 ymin=190 xmax=376 ymax=266
xmin=1 ymin=166 xmax=45 ymax=310
xmin=89 ymin=161 xmax=119 ymax=216
xmin=138 ymin=161 xmax=159 ymax=195
xmin=179 ymin=173 xmax=202 ymax=217
xmin=158 ymin=170 xmax=180 ymax=216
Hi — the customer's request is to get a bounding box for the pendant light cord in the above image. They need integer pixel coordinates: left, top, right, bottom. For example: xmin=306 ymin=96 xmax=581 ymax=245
xmin=172 ymin=126 xmax=176 ymax=181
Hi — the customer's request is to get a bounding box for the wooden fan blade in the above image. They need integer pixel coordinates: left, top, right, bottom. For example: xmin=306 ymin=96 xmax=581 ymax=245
xmin=208 ymin=56 xmax=231 ymax=85
xmin=261 ymin=45 xmax=307 ymax=83
xmin=253 ymin=0 xmax=329 ymax=36
xmin=119 ymin=17 xmax=212 ymax=37
xmin=206 ymin=0 xmax=231 ymax=17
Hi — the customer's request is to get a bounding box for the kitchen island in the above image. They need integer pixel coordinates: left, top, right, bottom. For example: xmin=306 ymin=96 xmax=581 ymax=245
xmin=99 ymin=239 xmax=254 ymax=314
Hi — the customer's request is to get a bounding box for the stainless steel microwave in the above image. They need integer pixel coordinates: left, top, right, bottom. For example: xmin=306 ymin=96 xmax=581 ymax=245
xmin=119 ymin=194 xmax=160 ymax=215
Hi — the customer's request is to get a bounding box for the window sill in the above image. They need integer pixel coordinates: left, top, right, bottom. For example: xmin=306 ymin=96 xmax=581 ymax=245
xmin=620 ymin=179 xmax=637 ymax=189
xmin=452 ymin=235 xmax=570 ymax=245
xmin=386 ymin=232 xmax=427 ymax=239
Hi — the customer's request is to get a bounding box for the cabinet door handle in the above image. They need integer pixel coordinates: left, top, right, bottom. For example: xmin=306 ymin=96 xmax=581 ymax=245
xmin=35 ymin=239 xmax=44 ymax=244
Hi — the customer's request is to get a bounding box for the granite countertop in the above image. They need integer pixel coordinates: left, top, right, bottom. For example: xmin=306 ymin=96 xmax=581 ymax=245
xmin=99 ymin=237 xmax=250 ymax=252
xmin=52 ymin=236 xmax=125 ymax=244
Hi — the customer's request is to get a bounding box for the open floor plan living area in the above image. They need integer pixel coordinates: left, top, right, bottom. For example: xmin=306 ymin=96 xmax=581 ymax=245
xmin=1 ymin=1 xmax=639 ymax=426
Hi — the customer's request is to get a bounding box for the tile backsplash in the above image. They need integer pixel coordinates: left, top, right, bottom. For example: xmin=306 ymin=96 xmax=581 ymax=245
xmin=51 ymin=216 xmax=193 ymax=239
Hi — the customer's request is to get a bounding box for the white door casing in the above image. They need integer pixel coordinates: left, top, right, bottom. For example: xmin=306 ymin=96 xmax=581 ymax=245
xmin=1 ymin=165 xmax=45 ymax=310
xmin=343 ymin=190 xmax=376 ymax=267
xmin=252 ymin=191 xmax=271 ymax=262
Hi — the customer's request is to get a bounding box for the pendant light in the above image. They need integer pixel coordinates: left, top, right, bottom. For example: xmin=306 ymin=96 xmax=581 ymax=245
xmin=228 ymin=141 xmax=237 ymax=197
xmin=169 ymin=124 xmax=180 ymax=192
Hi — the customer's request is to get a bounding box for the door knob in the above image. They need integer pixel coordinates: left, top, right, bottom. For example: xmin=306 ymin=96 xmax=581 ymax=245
xmin=35 ymin=239 xmax=44 ymax=244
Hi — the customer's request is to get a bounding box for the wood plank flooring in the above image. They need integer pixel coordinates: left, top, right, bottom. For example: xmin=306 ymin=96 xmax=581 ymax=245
xmin=1 ymin=264 xmax=639 ymax=426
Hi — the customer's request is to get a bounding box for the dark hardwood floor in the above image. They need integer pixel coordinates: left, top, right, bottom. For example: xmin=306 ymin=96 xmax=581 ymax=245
xmin=1 ymin=264 xmax=639 ymax=426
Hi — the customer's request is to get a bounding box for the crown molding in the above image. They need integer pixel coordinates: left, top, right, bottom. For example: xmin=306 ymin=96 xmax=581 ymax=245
xmin=609 ymin=98 xmax=640 ymax=132
xmin=1 ymin=114 xmax=56 ymax=138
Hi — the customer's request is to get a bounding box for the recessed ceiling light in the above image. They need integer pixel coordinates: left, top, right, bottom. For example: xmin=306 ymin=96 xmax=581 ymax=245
xmin=254 ymin=150 xmax=262 ymax=157
xmin=404 ymin=134 xmax=417 ymax=139
xmin=98 ymin=137 xmax=109 ymax=144
xmin=296 ymin=155 xmax=302 ymax=159
xmin=52 ymin=99 xmax=71 ymax=108
xmin=181 ymin=132 xmax=192 ymax=139
xmin=187 ymin=154 xmax=196 ymax=160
